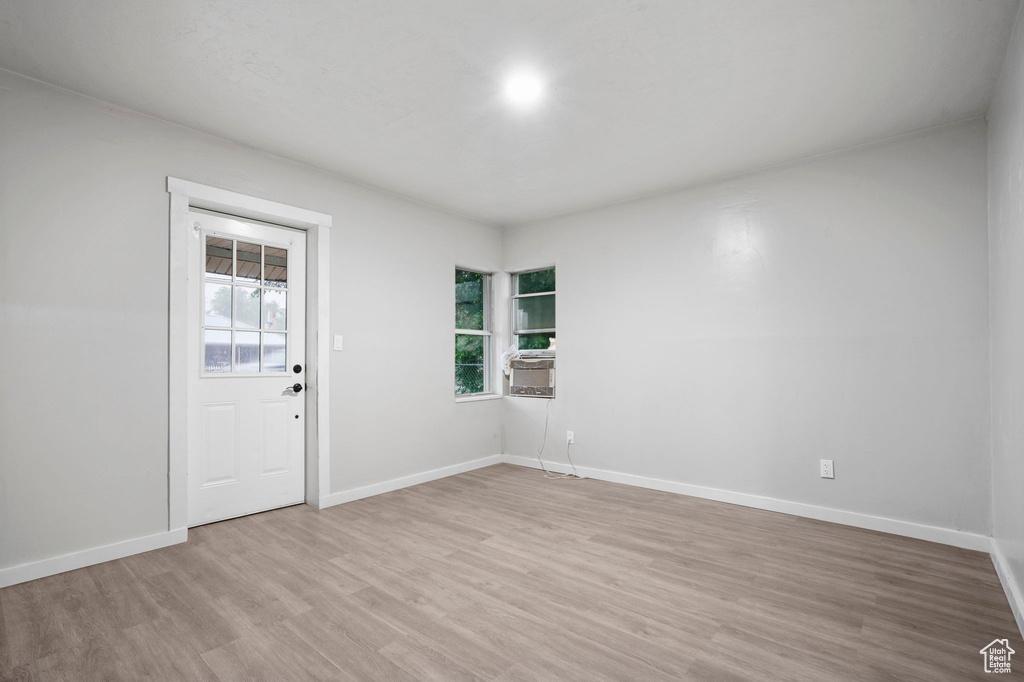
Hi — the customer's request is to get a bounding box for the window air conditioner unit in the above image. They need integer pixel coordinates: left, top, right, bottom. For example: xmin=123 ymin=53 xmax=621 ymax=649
xmin=510 ymin=358 xmax=555 ymax=398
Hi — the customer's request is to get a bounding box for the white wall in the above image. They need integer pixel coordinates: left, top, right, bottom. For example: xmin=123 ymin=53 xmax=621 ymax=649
xmin=503 ymin=120 xmax=991 ymax=535
xmin=0 ymin=70 xmax=502 ymax=572
xmin=989 ymin=5 xmax=1024 ymax=626
xmin=0 ymin=62 xmax=1000 ymax=578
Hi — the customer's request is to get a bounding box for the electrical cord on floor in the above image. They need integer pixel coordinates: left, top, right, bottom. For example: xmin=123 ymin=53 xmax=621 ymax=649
xmin=536 ymin=399 xmax=584 ymax=480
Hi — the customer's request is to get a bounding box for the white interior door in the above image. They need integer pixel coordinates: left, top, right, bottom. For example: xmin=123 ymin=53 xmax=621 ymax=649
xmin=186 ymin=209 xmax=306 ymax=526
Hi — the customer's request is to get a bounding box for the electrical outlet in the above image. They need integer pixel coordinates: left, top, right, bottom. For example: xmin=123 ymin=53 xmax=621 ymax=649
xmin=820 ymin=459 xmax=834 ymax=479
xmin=566 ymin=431 xmax=575 ymax=445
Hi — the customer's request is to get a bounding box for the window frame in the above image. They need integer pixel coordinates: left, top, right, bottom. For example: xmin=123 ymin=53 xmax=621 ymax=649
xmin=455 ymin=267 xmax=494 ymax=397
xmin=512 ymin=266 xmax=556 ymax=357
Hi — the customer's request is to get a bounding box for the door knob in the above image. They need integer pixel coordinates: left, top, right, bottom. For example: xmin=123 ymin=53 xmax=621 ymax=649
xmin=289 ymin=383 xmax=303 ymax=393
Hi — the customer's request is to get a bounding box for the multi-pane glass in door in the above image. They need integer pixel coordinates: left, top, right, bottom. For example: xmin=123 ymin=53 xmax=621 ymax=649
xmin=203 ymin=236 xmax=289 ymax=373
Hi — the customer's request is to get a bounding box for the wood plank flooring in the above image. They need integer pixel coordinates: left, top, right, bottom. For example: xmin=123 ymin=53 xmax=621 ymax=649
xmin=1 ymin=463 xmax=1020 ymax=681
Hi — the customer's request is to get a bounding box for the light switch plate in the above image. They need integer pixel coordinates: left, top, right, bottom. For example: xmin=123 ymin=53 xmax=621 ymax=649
xmin=333 ymin=335 xmax=343 ymax=351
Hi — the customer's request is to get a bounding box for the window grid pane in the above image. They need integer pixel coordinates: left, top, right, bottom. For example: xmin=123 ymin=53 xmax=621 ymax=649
xmin=263 ymin=333 xmax=287 ymax=372
xmin=515 ymin=268 xmax=555 ymax=296
xmin=263 ymin=289 xmax=287 ymax=330
xmin=455 ymin=268 xmax=491 ymax=395
xmin=517 ymin=332 xmax=556 ymax=352
xmin=455 ymin=334 xmax=486 ymax=395
xmin=202 ymin=235 xmax=290 ymax=374
xmin=234 ymin=331 xmax=261 ymax=372
xmin=235 ymin=241 xmax=261 ymax=284
xmin=455 ymin=269 xmax=486 ymax=331
xmin=204 ymin=282 xmax=232 ymax=327
xmin=514 ymin=294 xmax=555 ymax=332
xmin=204 ymin=329 xmax=232 ymax=373
xmin=512 ymin=268 xmax=556 ymax=356
xmin=205 ymin=236 xmax=233 ymax=280
xmin=264 ymin=246 xmax=288 ymax=288
xmin=234 ymin=286 xmax=261 ymax=329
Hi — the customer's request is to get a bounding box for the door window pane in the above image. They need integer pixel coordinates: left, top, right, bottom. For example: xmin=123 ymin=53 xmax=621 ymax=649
xmin=516 ymin=268 xmax=555 ymax=295
xmin=455 ymin=270 xmax=485 ymax=330
xmin=235 ymin=241 xmax=261 ymax=284
xmin=234 ymin=286 xmax=261 ymax=329
xmin=201 ymin=233 xmax=295 ymax=375
xmin=204 ymin=283 xmax=232 ymax=327
xmin=234 ymin=331 xmax=260 ymax=372
xmin=205 ymin=237 xmax=233 ymax=280
xmin=262 ymin=289 xmax=287 ymax=331
xmin=514 ymin=294 xmax=555 ymax=332
xmin=455 ymin=334 xmax=485 ymax=394
xmin=263 ymin=333 xmax=287 ymax=372
xmin=204 ymin=330 xmax=232 ymax=373
xmin=264 ymin=246 xmax=287 ymax=288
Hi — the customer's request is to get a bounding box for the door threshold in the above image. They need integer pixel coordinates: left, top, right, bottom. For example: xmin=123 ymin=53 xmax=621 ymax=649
xmin=188 ymin=500 xmax=306 ymax=528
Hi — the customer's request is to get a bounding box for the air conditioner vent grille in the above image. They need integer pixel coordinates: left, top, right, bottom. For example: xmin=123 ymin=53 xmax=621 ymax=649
xmin=510 ymin=358 xmax=555 ymax=398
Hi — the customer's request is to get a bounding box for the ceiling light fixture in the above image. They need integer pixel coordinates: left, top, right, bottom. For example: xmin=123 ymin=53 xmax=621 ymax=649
xmin=503 ymin=70 xmax=545 ymax=109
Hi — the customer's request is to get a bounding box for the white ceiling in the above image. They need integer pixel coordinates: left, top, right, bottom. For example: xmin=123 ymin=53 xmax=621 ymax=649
xmin=0 ymin=0 xmax=1018 ymax=224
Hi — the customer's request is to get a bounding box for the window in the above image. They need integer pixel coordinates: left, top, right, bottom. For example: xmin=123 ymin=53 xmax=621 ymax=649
xmin=203 ymin=235 xmax=290 ymax=374
xmin=513 ymin=267 xmax=555 ymax=354
xmin=455 ymin=268 xmax=491 ymax=395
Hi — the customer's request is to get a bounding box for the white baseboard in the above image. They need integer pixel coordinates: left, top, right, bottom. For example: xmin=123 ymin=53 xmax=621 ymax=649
xmin=991 ymin=539 xmax=1024 ymax=639
xmin=0 ymin=455 xmax=504 ymax=589
xmin=1 ymin=453 xmax=1002 ymax=608
xmin=502 ymin=455 xmax=991 ymax=552
xmin=0 ymin=527 xmax=188 ymax=589
xmin=318 ymin=454 xmax=504 ymax=509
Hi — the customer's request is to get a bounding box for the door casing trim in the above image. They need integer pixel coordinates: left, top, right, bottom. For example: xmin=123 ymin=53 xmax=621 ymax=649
xmin=167 ymin=177 xmax=332 ymax=535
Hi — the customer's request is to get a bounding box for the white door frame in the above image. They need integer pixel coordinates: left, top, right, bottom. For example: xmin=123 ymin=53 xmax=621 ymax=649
xmin=167 ymin=177 xmax=332 ymax=535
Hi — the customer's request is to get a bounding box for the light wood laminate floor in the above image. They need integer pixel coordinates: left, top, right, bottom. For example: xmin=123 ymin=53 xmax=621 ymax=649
xmin=1 ymin=464 xmax=1020 ymax=681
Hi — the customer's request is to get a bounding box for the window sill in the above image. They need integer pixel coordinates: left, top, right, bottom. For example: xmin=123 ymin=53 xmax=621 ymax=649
xmin=455 ymin=394 xmax=503 ymax=403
